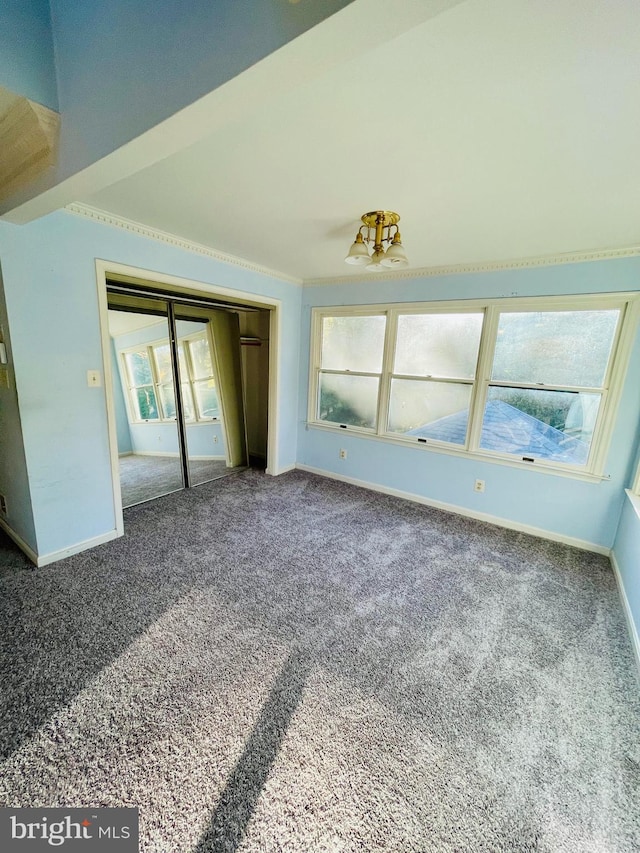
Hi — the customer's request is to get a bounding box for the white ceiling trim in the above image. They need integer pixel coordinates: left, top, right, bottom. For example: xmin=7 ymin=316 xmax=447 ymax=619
xmin=66 ymin=203 xmax=302 ymax=286
xmin=304 ymin=246 xmax=640 ymax=287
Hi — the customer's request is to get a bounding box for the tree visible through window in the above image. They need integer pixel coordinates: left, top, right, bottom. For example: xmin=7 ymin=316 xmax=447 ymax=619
xmin=123 ymin=350 xmax=159 ymax=421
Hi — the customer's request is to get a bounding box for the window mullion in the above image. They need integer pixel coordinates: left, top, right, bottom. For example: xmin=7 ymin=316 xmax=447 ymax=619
xmin=182 ymin=337 xmax=198 ymax=422
xmin=377 ymin=309 xmax=397 ymax=435
xmin=149 ymin=344 xmax=168 ymax=420
xmin=467 ymin=307 xmax=498 ymax=451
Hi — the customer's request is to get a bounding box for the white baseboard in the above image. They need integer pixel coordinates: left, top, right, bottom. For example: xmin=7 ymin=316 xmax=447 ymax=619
xmin=36 ymin=528 xmax=122 ymax=567
xmin=610 ymin=551 xmax=640 ymax=679
xmin=118 ymin=451 xmax=133 ymax=457
xmin=128 ymin=451 xmax=224 ymax=460
xmin=0 ymin=517 xmax=38 ymax=565
xmin=189 ymin=455 xmax=226 ymax=461
xmin=130 ymin=450 xmax=179 ymax=458
xmin=295 ymin=464 xmax=611 ymax=556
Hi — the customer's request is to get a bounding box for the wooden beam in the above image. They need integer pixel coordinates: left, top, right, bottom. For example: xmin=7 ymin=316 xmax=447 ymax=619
xmin=0 ymin=87 xmax=60 ymax=202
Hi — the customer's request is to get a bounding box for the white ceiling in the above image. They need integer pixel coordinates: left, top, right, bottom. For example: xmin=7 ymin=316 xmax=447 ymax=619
xmin=81 ymin=0 xmax=640 ymax=283
xmin=107 ymin=309 xmax=162 ymax=337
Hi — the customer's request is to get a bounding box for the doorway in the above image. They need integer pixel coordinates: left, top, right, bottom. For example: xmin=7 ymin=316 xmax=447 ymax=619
xmin=104 ymin=279 xmax=273 ymax=509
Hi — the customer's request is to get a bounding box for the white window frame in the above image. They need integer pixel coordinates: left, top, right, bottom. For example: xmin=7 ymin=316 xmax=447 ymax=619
xmin=121 ymin=344 xmax=162 ymax=423
xmin=179 ymin=330 xmax=221 ymax=423
xmin=312 ymin=309 xmax=388 ymax=433
xmin=308 ymin=293 xmax=640 ymax=481
xmin=150 ymin=338 xmax=195 ymax=423
xmin=383 ymin=307 xmax=486 ymax=448
xmin=120 ymin=330 xmax=220 ymax=425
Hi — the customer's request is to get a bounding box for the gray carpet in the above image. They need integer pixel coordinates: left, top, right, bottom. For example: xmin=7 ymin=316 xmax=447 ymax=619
xmin=0 ymin=470 xmax=638 ymax=852
xmin=119 ymin=453 xmax=240 ymax=506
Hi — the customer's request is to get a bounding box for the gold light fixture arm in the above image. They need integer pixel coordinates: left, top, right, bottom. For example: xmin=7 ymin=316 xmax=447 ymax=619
xmin=359 ymin=210 xmax=400 ymax=252
xmin=345 ymin=210 xmax=408 ymax=270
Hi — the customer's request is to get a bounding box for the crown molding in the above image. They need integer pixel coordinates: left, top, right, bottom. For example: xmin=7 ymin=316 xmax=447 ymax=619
xmin=65 ymin=202 xmax=640 ymax=288
xmin=65 ymin=203 xmax=303 ymax=286
xmin=304 ymin=245 xmax=640 ymax=287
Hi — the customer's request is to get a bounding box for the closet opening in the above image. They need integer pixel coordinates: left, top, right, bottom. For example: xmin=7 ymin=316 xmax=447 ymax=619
xmin=103 ymin=277 xmax=273 ymax=510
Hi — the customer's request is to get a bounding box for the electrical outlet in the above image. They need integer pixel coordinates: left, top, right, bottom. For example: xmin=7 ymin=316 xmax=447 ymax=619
xmin=339 ymin=449 xmax=347 ymax=460
xmin=213 ymin=435 xmax=218 ymax=444
xmin=474 ymin=479 xmax=485 ymax=493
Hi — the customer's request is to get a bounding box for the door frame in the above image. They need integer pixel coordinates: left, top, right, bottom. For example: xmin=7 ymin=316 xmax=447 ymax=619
xmin=95 ymin=259 xmax=283 ymax=534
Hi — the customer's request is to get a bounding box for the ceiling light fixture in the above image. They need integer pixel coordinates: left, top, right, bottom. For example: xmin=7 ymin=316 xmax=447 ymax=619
xmin=345 ymin=210 xmax=409 ymax=271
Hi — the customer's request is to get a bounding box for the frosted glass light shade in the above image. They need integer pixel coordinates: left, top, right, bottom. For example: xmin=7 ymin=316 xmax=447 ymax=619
xmin=345 ymin=238 xmax=370 ymax=265
xmin=380 ymin=242 xmax=408 ymax=268
xmin=366 ymin=249 xmax=386 ymax=271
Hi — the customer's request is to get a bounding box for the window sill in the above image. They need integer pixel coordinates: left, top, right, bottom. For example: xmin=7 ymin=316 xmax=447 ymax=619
xmin=305 ymin=421 xmax=609 ymax=483
xmin=624 ymin=490 xmax=640 ymax=520
xmin=131 ymin=419 xmax=221 ymax=425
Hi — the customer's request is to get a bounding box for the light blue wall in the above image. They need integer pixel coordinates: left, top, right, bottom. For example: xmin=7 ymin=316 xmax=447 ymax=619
xmin=47 ymin=0 xmax=353 ymax=183
xmin=613 ymin=495 xmax=640 ymax=655
xmin=0 ymin=209 xmax=301 ymax=558
xmin=0 ymin=0 xmax=58 ymax=108
xmin=126 ymin=421 xmax=226 ymax=460
xmin=0 ymin=267 xmax=36 ymax=550
xmin=127 ymin=421 xmax=179 ymax=456
xmin=298 ymin=261 xmax=640 ymax=549
xmin=184 ymin=423 xmax=225 ymax=459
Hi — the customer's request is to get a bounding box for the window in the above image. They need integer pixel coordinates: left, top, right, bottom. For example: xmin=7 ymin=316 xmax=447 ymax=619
xmin=480 ymin=310 xmax=619 ymax=466
xmin=123 ymin=349 xmax=160 ymax=421
xmin=121 ymin=331 xmax=219 ymax=424
xmin=309 ymin=295 xmax=639 ymax=477
xmin=188 ymin=335 xmax=220 ymax=419
xmin=388 ymin=312 xmax=483 ymax=445
xmin=316 ymin=314 xmax=386 ymax=429
xmin=152 ymin=341 xmax=195 ymax=421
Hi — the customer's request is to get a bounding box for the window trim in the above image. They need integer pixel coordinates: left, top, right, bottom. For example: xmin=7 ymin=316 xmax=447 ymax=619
xmin=308 ymin=293 xmax=640 ymax=481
